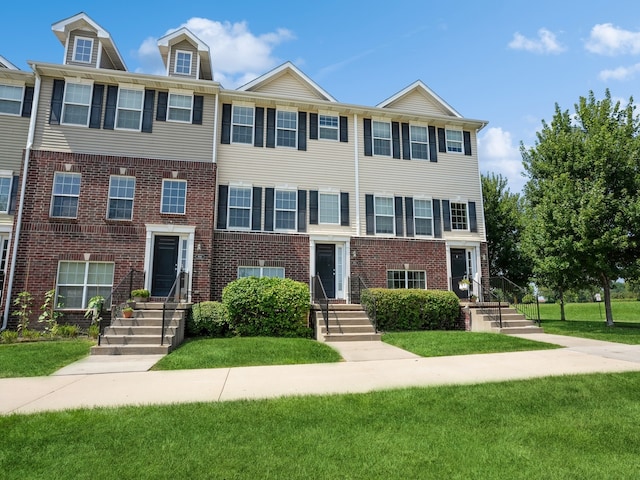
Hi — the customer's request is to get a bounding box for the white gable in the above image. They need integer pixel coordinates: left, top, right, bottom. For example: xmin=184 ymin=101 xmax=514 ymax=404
xmin=378 ymin=81 xmax=462 ymax=118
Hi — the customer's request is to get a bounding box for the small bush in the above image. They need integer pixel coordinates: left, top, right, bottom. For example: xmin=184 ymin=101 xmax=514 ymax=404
xmin=521 ymin=294 xmax=535 ymax=304
xmin=361 ymin=289 xmax=461 ymax=331
xmin=87 ymin=324 xmax=100 ymax=339
xmin=21 ymin=329 xmax=42 ymax=340
xmin=56 ymin=324 xmax=80 ymax=338
xmin=1 ymin=330 xmax=18 ymax=344
xmin=188 ymin=301 xmax=230 ymax=337
xmin=131 ymin=289 xmax=150 ymax=298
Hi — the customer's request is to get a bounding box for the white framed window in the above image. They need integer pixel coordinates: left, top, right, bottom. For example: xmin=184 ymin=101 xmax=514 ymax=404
xmin=410 ymin=125 xmax=429 ymax=160
xmin=275 ymin=189 xmax=297 ymax=230
xmin=374 ymin=196 xmax=394 ymax=234
xmin=232 ymin=106 xmax=254 ymax=144
xmin=319 ymin=115 xmax=339 ymax=140
xmin=115 ymin=88 xmax=144 ymax=130
xmin=414 ymin=199 xmax=433 ymax=236
xmin=228 ymin=186 xmax=252 ymax=229
xmin=0 ymin=177 xmax=12 ymax=213
xmin=107 ymin=176 xmax=135 ymax=220
xmin=446 ymin=129 xmax=463 ymax=153
xmin=56 ymin=261 xmax=114 ymax=309
xmin=73 ymin=37 xmax=93 ymax=63
xmin=0 ymin=84 xmax=23 ymax=115
xmin=373 ymin=121 xmax=391 ymax=156
xmin=62 ymin=83 xmax=92 ymax=126
xmin=51 ymin=172 xmax=81 ymax=218
xmin=276 ymin=110 xmax=297 ymax=148
xmin=161 ymin=179 xmax=187 ymax=215
xmin=387 ymin=270 xmax=426 ymax=289
xmin=319 ymin=193 xmax=339 ymax=224
xmin=0 ymin=235 xmax=9 ymax=274
xmin=175 ymin=50 xmax=192 ymax=75
xmin=238 ymin=266 xmax=285 ymax=279
xmin=167 ymin=93 xmax=193 ymax=123
xmin=451 ymin=202 xmax=468 ymax=230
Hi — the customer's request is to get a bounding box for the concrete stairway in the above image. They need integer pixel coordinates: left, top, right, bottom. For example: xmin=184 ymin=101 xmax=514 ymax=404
xmin=469 ymin=305 xmax=543 ymax=334
xmin=314 ymin=304 xmax=381 ymax=342
xmin=90 ymin=301 xmax=189 ymax=355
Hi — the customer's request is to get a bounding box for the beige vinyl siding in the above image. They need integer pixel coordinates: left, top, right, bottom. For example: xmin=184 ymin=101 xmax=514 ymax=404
xmin=34 ymin=78 xmax=215 ymax=163
xmin=383 ymin=90 xmax=453 ymax=117
xmin=249 ymin=72 xmax=329 ymax=101
xmin=0 ymin=213 xmax=14 ymax=227
xmin=168 ymin=41 xmax=198 ymax=79
xmin=99 ymin=51 xmax=116 ymax=70
xmin=66 ymin=30 xmax=99 ymax=68
xmin=0 ymin=114 xmax=29 ymax=172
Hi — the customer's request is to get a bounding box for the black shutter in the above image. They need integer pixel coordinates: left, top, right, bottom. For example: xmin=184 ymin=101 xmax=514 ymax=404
xmin=221 ymin=103 xmax=231 ymax=144
xmin=365 ymin=194 xmax=374 ymax=235
xmin=252 ymin=187 xmax=262 ymax=231
xmin=192 ymin=95 xmax=203 ymax=125
xmin=469 ymin=201 xmax=477 ymax=232
xmin=438 ymin=127 xmax=446 ymax=153
xmin=363 ymin=118 xmax=372 ymax=156
xmin=309 ymin=190 xmax=318 ymax=225
xmin=141 ymin=89 xmax=155 ymax=133
xmin=156 ymin=91 xmax=168 ymax=121
xmin=103 ymin=85 xmax=118 ymax=130
xmin=405 ymin=196 xmax=414 ymax=237
xmin=309 ymin=113 xmax=318 ymax=140
xmin=49 ymin=79 xmax=64 ymax=125
xmin=392 ymin=122 xmax=401 ymax=159
xmin=8 ymin=176 xmax=19 ymax=214
xmin=340 ymin=192 xmax=349 ymax=226
xmin=21 ymin=86 xmax=34 ymax=118
xmin=428 ymin=126 xmax=438 ymax=162
xmin=266 ymin=108 xmax=276 ymax=148
xmin=254 ymin=107 xmax=264 ymax=147
xmin=89 ymin=84 xmax=104 ymax=129
xmin=264 ymin=188 xmax=274 ymax=231
xmin=463 ymin=131 xmax=472 ymax=156
xmin=216 ymin=185 xmax=228 ymax=229
xmin=394 ymin=196 xmax=404 ymax=236
xmin=298 ymin=112 xmax=307 ymax=151
xmin=339 ymin=116 xmax=348 ymax=143
xmin=297 ymin=190 xmax=307 ymax=232
xmin=433 ymin=199 xmax=442 ymax=238
xmin=401 ymin=123 xmax=411 ymax=160
xmin=442 ymin=200 xmax=451 ymax=231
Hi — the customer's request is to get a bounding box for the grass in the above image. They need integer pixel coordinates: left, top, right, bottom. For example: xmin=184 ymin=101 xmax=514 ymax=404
xmin=0 ymin=339 xmax=93 ymax=378
xmin=2 ymin=372 xmax=640 ymax=479
xmin=152 ymin=336 xmax=343 ymax=370
xmin=382 ymin=330 xmax=560 ymax=356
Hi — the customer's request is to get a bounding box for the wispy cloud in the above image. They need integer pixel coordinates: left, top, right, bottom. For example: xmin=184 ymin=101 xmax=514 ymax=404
xmin=585 ymin=23 xmax=640 ymax=55
xmin=478 ymin=127 xmax=526 ymax=193
xmin=599 ymin=63 xmax=640 ymax=81
xmin=508 ymin=28 xmax=566 ymax=54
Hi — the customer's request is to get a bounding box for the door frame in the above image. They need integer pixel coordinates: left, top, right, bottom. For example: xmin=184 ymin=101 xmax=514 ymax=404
xmin=309 ymin=236 xmax=350 ymax=301
xmin=446 ymin=241 xmax=481 ymax=296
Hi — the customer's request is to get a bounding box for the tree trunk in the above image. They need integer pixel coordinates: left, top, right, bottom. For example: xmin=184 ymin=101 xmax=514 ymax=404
xmin=601 ymin=274 xmax=614 ymax=327
xmin=559 ymin=288 xmax=566 ymax=321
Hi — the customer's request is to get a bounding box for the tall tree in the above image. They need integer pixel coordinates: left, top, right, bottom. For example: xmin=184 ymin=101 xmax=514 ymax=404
xmin=481 ymin=173 xmax=531 ymax=285
xmin=522 ymin=90 xmax=640 ymax=326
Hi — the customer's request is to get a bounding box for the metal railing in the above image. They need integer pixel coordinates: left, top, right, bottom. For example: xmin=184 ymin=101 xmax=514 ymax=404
xmin=471 ymin=278 xmax=504 ymax=329
xmin=312 ymin=276 xmax=330 ymax=336
xmin=349 ymin=275 xmax=377 ymax=333
xmin=161 ymin=270 xmax=187 ymax=346
xmin=489 ymin=276 xmax=541 ymax=326
xmin=98 ymin=268 xmax=145 ymax=346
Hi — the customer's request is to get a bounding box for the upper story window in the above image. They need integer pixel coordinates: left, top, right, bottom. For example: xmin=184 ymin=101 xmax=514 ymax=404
xmin=51 ymin=172 xmax=81 ymax=218
xmin=446 ymin=129 xmax=463 ymax=153
xmin=414 ymin=199 xmax=433 ymax=236
xmin=232 ymin=106 xmax=254 ymax=144
xmin=410 ymin=125 xmax=429 ymax=160
xmin=319 ymin=193 xmax=339 ymax=224
xmin=0 ymin=84 xmax=23 ymax=115
xmin=167 ymin=93 xmax=193 ymax=123
xmin=319 ymin=115 xmax=339 ymax=140
xmin=387 ymin=270 xmax=426 ymax=289
xmin=374 ymin=196 xmax=394 ymax=234
xmin=161 ymin=179 xmax=186 ymax=215
xmin=228 ymin=186 xmax=252 ymax=229
xmin=175 ymin=51 xmax=192 ymax=75
xmin=238 ymin=266 xmax=285 ymax=279
xmin=73 ymin=37 xmax=93 ymax=63
xmin=62 ymin=83 xmax=92 ymax=126
xmin=0 ymin=177 xmax=12 ymax=213
xmin=116 ymin=88 xmax=144 ymax=130
xmin=450 ymin=202 xmax=468 ymax=230
xmin=276 ymin=110 xmax=297 ymax=148
xmin=275 ymin=189 xmax=297 ymax=230
xmin=372 ymin=121 xmax=391 ymax=156
xmin=107 ymin=176 xmax=135 ymax=220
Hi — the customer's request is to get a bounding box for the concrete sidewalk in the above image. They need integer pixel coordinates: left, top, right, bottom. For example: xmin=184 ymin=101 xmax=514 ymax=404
xmin=2 ymin=334 xmax=640 ymax=415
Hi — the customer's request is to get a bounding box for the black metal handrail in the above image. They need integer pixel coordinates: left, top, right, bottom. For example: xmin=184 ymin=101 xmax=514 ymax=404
xmin=161 ymin=270 xmax=187 ymax=346
xmin=349 ymin=275 xmax=377 ymax=333
xmin=98 ymin=268 xmax=144 ymax=346
xmin=312 ymin=276 xmax=330 ymax=336
xmin=472 ymin=278 xmax=504 ymax=328
xmin=490 ymin=276 xmax=541 ymax=326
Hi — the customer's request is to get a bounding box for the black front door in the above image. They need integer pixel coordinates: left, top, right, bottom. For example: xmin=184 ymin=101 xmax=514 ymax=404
xmin=450 ymin=248 xmax=468 ymax=299
xmin=151 ymin=236 xmax=179 ymax=297
xmin=315 ymin=244 xmax=336 ymax=298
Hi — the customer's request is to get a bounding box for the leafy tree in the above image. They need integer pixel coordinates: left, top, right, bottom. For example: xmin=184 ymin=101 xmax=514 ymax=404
xmin=522 ymin=90 xmax=640 ymax=325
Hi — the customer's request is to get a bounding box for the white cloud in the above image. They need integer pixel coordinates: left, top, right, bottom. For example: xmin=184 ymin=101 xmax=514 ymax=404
xmin=478 ymin=127 xmax=526 ymax=193
xmin=585 ymin=23 xmax=640 ymax=55
xmin=134 ymin=18 xmax=294 ymax=88
xmin=508 ymin=28 xmax=566 ymax=54
xmin=598 ymin=63 xmax=640 ymax=81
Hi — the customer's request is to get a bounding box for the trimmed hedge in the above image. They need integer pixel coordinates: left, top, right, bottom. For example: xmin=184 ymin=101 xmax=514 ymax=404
xmin=222 ymin=277 xmax=311 ymax=338
xmin=361 ymin=288 xmax=461 ymax=331
xmin=187 ymin=301 xmax=230 ymax=337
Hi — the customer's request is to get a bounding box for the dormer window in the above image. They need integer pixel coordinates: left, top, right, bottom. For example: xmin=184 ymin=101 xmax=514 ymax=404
xmin=73 ymin=37 xmax=93 ymax=63
xmin=175 ymin=51 xmax=192 ymax=75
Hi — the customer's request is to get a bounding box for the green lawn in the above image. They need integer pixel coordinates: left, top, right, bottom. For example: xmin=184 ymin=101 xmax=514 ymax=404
xmin=382 ymin=330 xmax=559 ymax=356
xmin=0 ymin=339 xmax=93 ymax=378
xmin=2 ymin=372 xmax=640 ymax=479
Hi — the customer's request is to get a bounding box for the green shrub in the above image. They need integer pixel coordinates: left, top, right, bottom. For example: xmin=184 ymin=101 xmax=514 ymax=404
xmin=56 ymin=324 xmax=79 ymax=338
xmin=21 ymin=328 xmax=42 ymax=340
xmin=1 ymin=330 xmax=18 ymax=344
xmin=361 ymin=288 xmax=461 ymax=331
xmin=87 ymin=324 xmax=100 ymax=339
xmin=223 ymin=277 xmax=311 ymax=338
xmin=521 ymin=294 xmax=536 ymax=304
xmin=188 ymin=301 xmax=230 ymax=337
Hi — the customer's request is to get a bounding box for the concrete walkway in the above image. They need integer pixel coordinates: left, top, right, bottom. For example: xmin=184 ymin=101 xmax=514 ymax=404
xmin=2 ymin=333 xmax=640 ymax=415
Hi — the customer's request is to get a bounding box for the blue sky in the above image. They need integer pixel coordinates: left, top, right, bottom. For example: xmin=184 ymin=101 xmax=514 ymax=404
xmin=3 ymin=0 xmax=640 ymax=193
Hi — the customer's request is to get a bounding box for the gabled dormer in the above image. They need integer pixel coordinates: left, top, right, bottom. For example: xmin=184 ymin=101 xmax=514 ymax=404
xmin=377 ymin=80 xmax=462 ymax=118
xmin=157 ymin=28 xmax=213 ymax=81
xmin=51 ymin=12 xmax=126 ymax=71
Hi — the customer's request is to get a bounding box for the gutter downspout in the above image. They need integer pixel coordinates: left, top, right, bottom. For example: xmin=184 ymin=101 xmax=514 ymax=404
xmin=2 ymin=72 xmax=41 ymax=331
xmin=354 ymin=113 xmax=360 ymax=236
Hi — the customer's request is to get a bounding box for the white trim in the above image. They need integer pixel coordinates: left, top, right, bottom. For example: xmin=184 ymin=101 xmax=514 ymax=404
xmin=354 ymin=113 xmax=360 ymax=236
xmin=167 ymin=92 xmax=194 ymax=124
xmin=106 ymin=175 xmax=135 ymax=221
xmin=274 ymin=188 xmax=298 ymax=232
xmin=231 ymin=104 xmax=255 ymax=145
xmin=376 ymin=80 xmax=462 ymax=118
xmin=276 ymin=109 xmax=298 ymax=149
xmin=115 ymin=86 xmax=144 ymax=131
xmin=174 ymin=50 xmax=193 ymax=76
xmin=309 ymin=236 xmax=351 ymax=301
xmin=72 ymin=36 xmax=94 ymax=64
xmin=227 ymin=185 xmax=253 ymax=230
xmin=374 ymin=195 xmax=395 ymax=236
xmin=0 ymin=83 xmax=24 ymax=116
xmin=160 ymin=179 xmax=187 ymax=215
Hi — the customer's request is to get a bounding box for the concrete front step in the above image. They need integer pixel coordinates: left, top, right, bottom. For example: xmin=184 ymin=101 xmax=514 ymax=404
xmin=320 ymin=325 xmax=377 ymax=334
xmin=110 ymin=318 xmax=181 ymax=327
xmin=323 ymin=317 xmax=371 ymax=326
xmin=105 ymin=326 xmax=177 ymax=336
xmin=91 ymin=344 xmax=171 ymax=355
xmin=98 ymin=334 xmax=175 ymax=345
xmin=324 ymin=332 xmax=382 ymax=342
xmin=497 ymin=326 xmax=544 ymax=334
